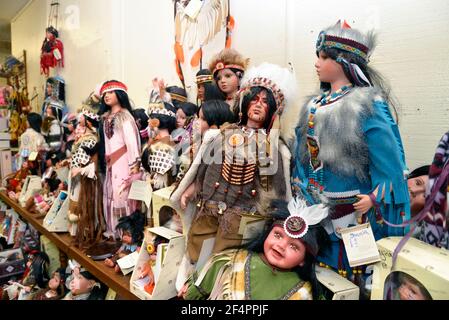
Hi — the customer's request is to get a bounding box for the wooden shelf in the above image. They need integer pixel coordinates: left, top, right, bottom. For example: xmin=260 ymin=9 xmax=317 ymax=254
xmin=0 ymin=191 xmax=139 ymax=300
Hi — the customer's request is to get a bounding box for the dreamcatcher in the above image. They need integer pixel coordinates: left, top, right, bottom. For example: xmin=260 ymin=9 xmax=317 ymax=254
xmin=173 ymin=0 xmax=234 ymax=87
xmin=40 ymin=1 xmax=64 ymax=77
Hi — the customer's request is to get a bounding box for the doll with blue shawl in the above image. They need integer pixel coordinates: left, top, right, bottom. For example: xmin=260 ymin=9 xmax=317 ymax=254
xmin=282 ymin=20 xmax=410 ymax=278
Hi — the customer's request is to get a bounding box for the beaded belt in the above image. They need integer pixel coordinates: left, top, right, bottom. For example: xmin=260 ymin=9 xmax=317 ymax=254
xmin=202 ymin=200 xmax=259 ymax=216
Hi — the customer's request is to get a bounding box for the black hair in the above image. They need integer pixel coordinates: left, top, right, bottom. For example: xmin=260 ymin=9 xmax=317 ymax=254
xmin=196 ymin=69 xmax=226 ymax=102
xmin=45 ymin=151 xmax=64 ymax=165
xmin=45 ymin=177 xmax=61 ymax=192
xmin=240 ymin=86 xmax=277 ymax=131
xmin=132 ymin=108 xmax=149 ymax=144
xmin=317 ymin=46 xmax=398 ymax=122
xmin=45 ymin=77 xmax=65 ymax=101
xmin=46 ymin=26 xmax=59 ymax=38
xmin=166 ymin=86 xmax=187 ymax=109
xmin=199 ymin=100 xmax=235 ymax=127
xmin=244 ymin=199 xmax=330 ymax=299
xmin=408 ymin=165 xmax=430 ymax=179
xmin=46 ymin=104 xmax=63 ymax=122
xmin=76 ymin=270 xmax=106 ymax=300
xmin=115 ymin=210 xmax=145 ymax=244
xmin=83 ymin=114 xmax=99 ymax=129
xmin=149 ymin=102 xmax=177 ymax=133
xmin=99 ymin=80 xmax=133 ymax=115
xmin=27 ymin=112 xmax=42 ymax=133
xmin=177 ymin=102 xmax=198 ymax=118
xmin=30 ymin=252 xmax=50 ymax=289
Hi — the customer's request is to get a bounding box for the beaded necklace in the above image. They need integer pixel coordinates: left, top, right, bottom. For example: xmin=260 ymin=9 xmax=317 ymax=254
xmin=306 ymin=84 xmax=353 ymax=195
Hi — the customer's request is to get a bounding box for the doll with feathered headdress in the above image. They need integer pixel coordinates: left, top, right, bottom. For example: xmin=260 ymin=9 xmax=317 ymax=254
xmin=171 ymin=63 xmax=297 ymax=284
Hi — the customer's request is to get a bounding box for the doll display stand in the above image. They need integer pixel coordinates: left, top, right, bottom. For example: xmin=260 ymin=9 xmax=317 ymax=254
xmin=130 ymin=226 xmax=185 ymax=300
xmin=43 ymin=190 xmax=69 ymax=232
xmin=18 ymin=175 xmax=41 ymax=207
xmin=371 ymin=237 xmax=449 ymax=300
xmin=315 ymin=265 xmax=360 ymax=300
xmin=152 ymin=186 xmax=187 ymax=232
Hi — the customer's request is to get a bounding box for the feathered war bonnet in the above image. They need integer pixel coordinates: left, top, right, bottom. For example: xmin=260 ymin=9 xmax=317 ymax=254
xmin=237 ymin=63 xmax=298 ymax=133
xmin=208 ymin=48 xmax=250 ymax=79
xmin=316 ymin=20 xmax=376 ymax=87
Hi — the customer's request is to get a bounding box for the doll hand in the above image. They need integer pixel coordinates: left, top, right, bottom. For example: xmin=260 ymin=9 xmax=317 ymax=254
xmin=177 ymin=283 xmax=188 ymax=299
xmin=353 ymin=194 xmax=374 ymax=215
xmin=104 ymin=258 xmax=115 ymax=268
xmin=23 ymin=286 xmax=32 ymax=293
xmin=180 ymin=183 xmax=196 ymax=210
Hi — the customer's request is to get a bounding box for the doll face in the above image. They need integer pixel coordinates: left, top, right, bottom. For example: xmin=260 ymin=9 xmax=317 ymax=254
xmin=46 ymin=83 xmax=53 ymax=96
xmin=122 ymin=231 xmax=133 ymax=245
xmin=197 ymin=109 xmax=210 ymax=135
xmin=408 ymin=175 xmax=428 ymax=216
xmin=197 ymin=84 xmax=205 ymax=102
xmin=216 ymin=69 xmax=239 ymax=96
xmin=104 ymin=91 xmax=119 ymax=106
xmin=69 ymin=269 xmax=94 ymax=296
xmin=48 ymin=272 xmax=61 ymax=290
xmin=398 ymin=279 xmax=428 ymax=300
xmin=176 ymin=108 xmax=187 ymax=129
xmin=247 ymin=90 xmax=269 ymax=126
xmin=46 ymin=106 xmax=54 ymax=117
xmin=263 ymin=225 xmax=306 ymax=270
xmin=315 ymin=51 xmax=345 ymax=84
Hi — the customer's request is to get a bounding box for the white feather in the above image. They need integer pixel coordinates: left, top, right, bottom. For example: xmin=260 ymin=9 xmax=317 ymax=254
xmin=287 ymin=197 xmax=329 ymax=226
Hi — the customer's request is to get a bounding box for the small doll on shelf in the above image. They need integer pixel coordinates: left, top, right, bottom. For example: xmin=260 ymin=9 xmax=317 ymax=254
xmin=6 ymin=160 xmax=32 ymax=201
xmin=40 ymin=26 xmax=64 ymax=77
xmin=137 ymin=235 xmax=168 ymax=295
xmin=104 ymin=211 xmax=145 ymax=273
xmin=179 ymin=199 xmax=330 ymax=300
xmin=31 ymin=268 xmax=67 ymax=300
xmin=2 ymin=251 xmax=50 ymax=300
xmin=63 ymin=265 xmax=104 ymax=300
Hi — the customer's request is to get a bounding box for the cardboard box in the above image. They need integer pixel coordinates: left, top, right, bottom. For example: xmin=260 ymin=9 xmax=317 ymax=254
xmin=18 ymin=175 xmax=41 ymax=207
xmin=43 ymin=191 xmax=69 ymax=232
xmin=0 ymin=149 xmax=12 ymax=180
xmin=371 ymin=237 xmax=449 ymax=300
xmin=40 ymin=235 xmax=61 ymax=276
xmin=316 ymin=265 xmax=360 ymax=300
xmin=152 ymin=186 xmax=185 ymax=234
xmin=130 ymin=226 xmax=185 ymax=300
xmin=0 ymin=248 xmax=26 ymax=280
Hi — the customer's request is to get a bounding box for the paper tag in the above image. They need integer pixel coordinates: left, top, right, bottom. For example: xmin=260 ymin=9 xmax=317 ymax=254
xmin=128 ymin=180 xmax=153 ymax=208
xmin=116 ymin=251 xmax=139 ymax=275
xmin=105 ymin=288 xmax=117 ymax=300
xmin=184 ymin=0 xmax=203 ymax=19
xmin=28 ymin=151 xmax=38 ymax=161
xmin=56 ymin=166 xmax=69 ymax=182
xmin=53 ymin=48 xmax=62 ymax=60
xmin=340 ymin=223 xmax=381 ymax=267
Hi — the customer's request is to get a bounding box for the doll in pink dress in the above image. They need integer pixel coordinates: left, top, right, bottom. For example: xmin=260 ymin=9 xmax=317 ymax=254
xmin=99 ymin=80 xmax=141 ymax=240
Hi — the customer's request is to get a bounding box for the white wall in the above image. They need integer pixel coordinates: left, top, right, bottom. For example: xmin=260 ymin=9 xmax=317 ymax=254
xmin=10 ymin=0 xmax=449 ymax=169
xmin=287 ymin=0 xmax=449 ymax=170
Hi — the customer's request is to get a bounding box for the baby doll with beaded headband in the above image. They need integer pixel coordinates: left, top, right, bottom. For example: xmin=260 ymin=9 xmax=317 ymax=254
xmin=171 ymin=63 xmax=296 ymax=287
xmin=99 ymin=80 xmax=141 ymax=240
xmin=284 ymin=20 xmax=409 ymax=278
xmin=180 ymin=198 xmax=330 ymax=300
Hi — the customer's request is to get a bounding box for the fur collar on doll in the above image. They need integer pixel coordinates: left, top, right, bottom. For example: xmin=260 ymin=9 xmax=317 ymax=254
xmin=291 ymin=86 xmax=385 ymax=182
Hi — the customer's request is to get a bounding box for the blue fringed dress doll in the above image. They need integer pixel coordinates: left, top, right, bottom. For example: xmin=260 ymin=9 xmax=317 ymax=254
xmin=284 ymin=21 xmax=410 ymax=277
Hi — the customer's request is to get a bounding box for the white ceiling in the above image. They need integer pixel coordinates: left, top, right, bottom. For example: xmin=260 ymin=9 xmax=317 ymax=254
xmin=0 ymin=0 xmax=31 ymax=42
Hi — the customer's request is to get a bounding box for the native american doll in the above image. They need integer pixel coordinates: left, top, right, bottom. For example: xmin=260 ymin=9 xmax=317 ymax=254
xmin=285 ymin=21 xmax=410 ymax=277
xmin=67 ymin=108 xmax=105 ymax=249
xmin=209 ymin=48 xmax=249 ymax=119
xmin=171 ymin=63 xmax=296 ymax=269
xmin=182 ymin=199 xmax=329 ymax=300
xmin=17 ymin=112 xmax=49 ymax=170
xmin=99 ymin=81 xmax=141 ymax=240
xmin=40 ymin=26 xmax=64 ymax=77
xmin=141 ymin=100 xmax=178 ymax=191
